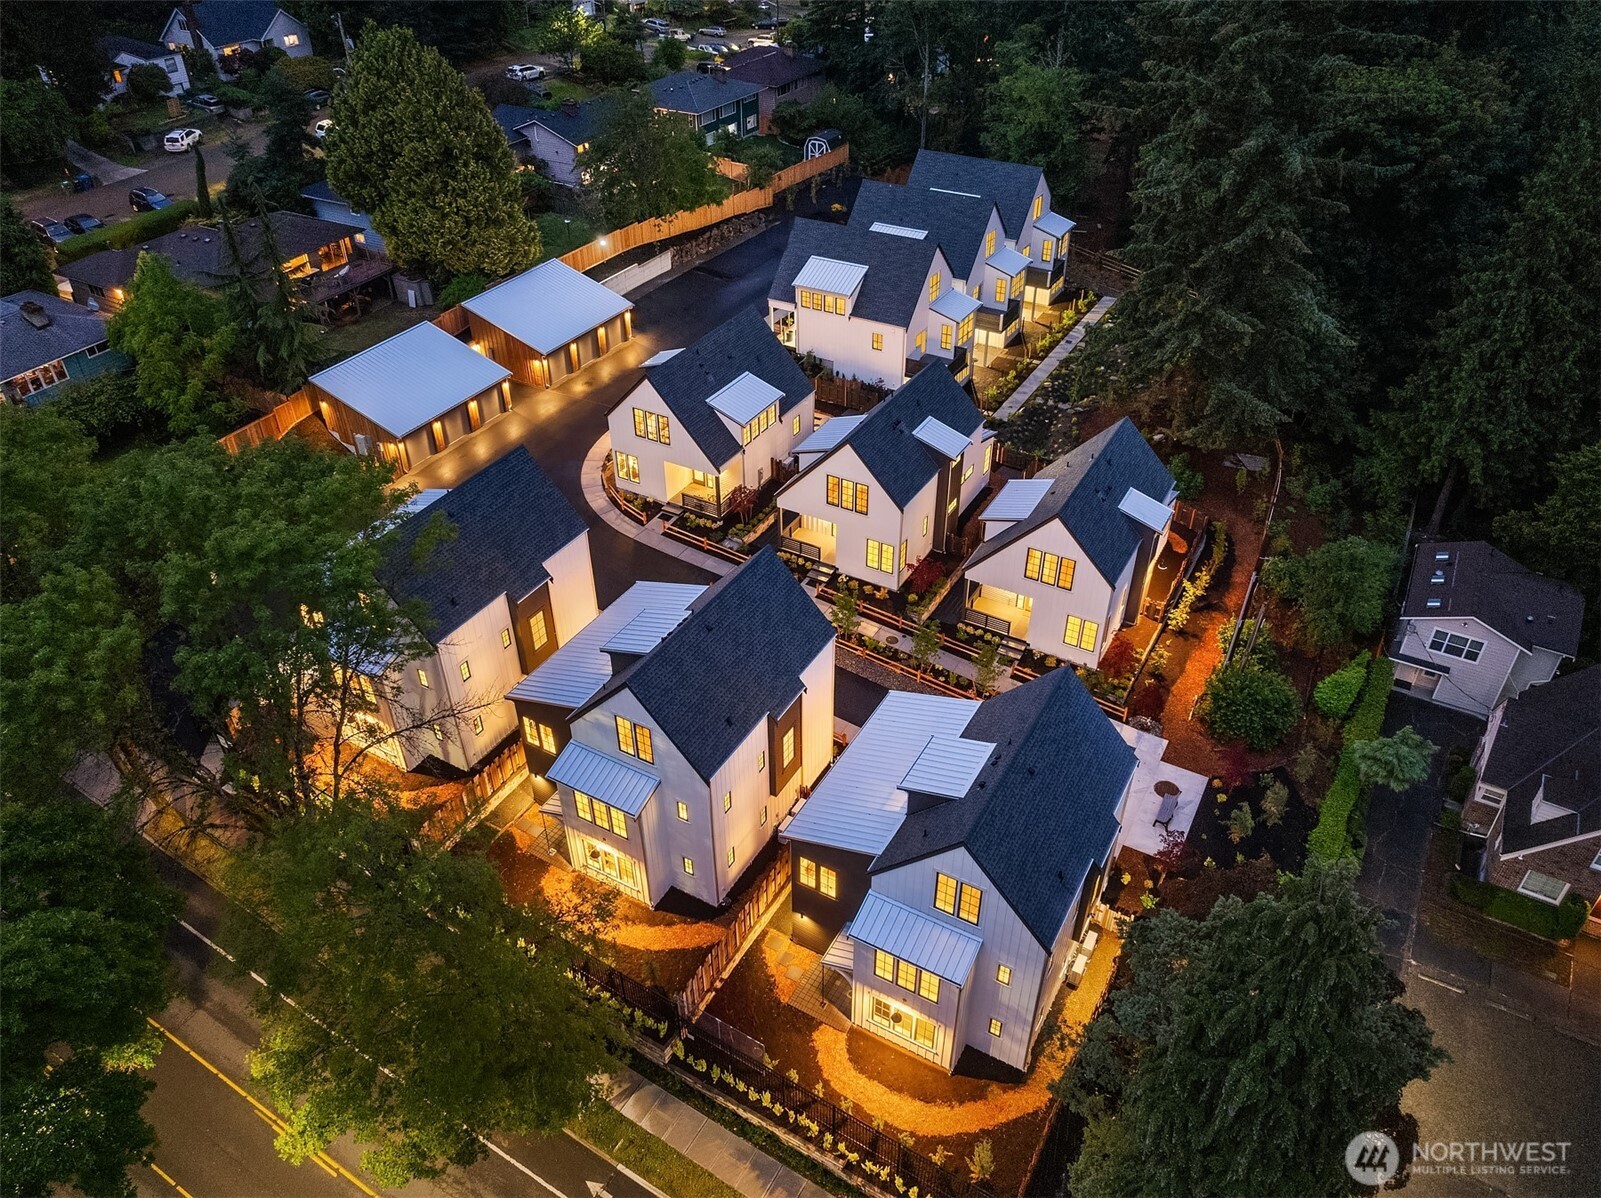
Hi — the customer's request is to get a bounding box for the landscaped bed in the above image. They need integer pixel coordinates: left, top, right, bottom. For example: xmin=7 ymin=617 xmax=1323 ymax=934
xmin=1182 ymin=766 xmax=1314 ymax=875
xmin=1447 ymin=873 xmax=1590 ymax=942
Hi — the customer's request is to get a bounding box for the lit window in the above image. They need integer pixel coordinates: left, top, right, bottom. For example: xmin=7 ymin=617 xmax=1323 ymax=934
xmin=616 ymin=716 xmax=653 ymax=762
xmin=612 ymin=807 xmax=627 ymax=837
xmin=575 ymin=791 xmax=592 ymax=821
xmin=915 ymin=329 xmax=926 ymax=355
xmin=782 ymin=727 xmax=795 ymax=767
xmin=1427 ymin=629 xmax=1484 ymax=662
xmin=996 ymin=964 xmax=1012 ymax=986
xmin=760 ymin=804 xmax=768 ymax=826
xmin=800 ymin=857 xmax=817 ymax=888
xmin=994 ymin=277 xmax=1007 ymax=303
xmin=1517 ymin=870 xmax=1568 ymax=904
xmin=985 ymin=230 xmax=996 ymax=256
xmin=988 ymin=1017 xmax=1003 ymax=1037
xmin=632 ymin=408 xmax=670 ymax=444
xmin=958 ymin=313 xmax=974 ymax=344
xmin=521 ymin=719 xmax=555 ymax=753
xmin=757 ymin=751 xmax=766 ymax=772
xmin=434 ymin=724 xmax=445 ymax=743
xmin=723 ymin=791 xmax=732 ymax=812
xmin=459 ymin=660 xmax=472 ymax=682
xmin=929 ymin=272 xmax=941 ymax=302
xmin=874 ymin=949 xmax=894 ymax=981
xmin=281 ymin=32 xmax=300 ymax=46
xmin=962 ymin=463 xmax=973 ymax=483
xmin=6 ymin=359 xmax=68 ymax=397
xmin=472 ymin=714 xmax=485 ymax=735
xmin=871 ymin=332 xmax=884 ymax=351
xmin=676 ymin=800 xmax=689 ymax=822
xmin=983 ymin=442 xmax=993 ymax=474
xmin=530 ymin=611 xmax=549 ymax=650
xmin=918 ymin=972 xmax=940 ymax=1002
xmin=825 ymin=476 xmax=869 ymax=514
xmin=727 ymin=846 xmax=735 ymax=867
xmin=1042 ymin=238 xmax=1054 ymax=260
xmin=897 ymin=959 xmax=917 ymax=991
xmin=957 ymin=882 xmax=982 ymax=923
xmin=1064 ymin=617 xmax=1098 ymax=651
xmin=501 ymin=627 xmax=512 ymax=648
xmin=819 ymin=866 xmax=836 ymax=898
xmin=792 ymin=414 xmax=801 ymax=434
xmin=922 ymin=513 xmax=929 ymax=537
xmin=900 ymin=540 xmax=908 ymax=571
xmin=866 ymin=539 xmax=895 ymax=573
xmin=417 ymin=668 xmax=430 ymax=689
xmin=683 ymin=856 xmax=695 ymax=875
xmin=1025 ymin=549 xmax=1075 ymax=589
xmin=616 ymin=453 xmax=640 ymax=484
xmin=1032 ymin=195 xmax=1043 ymax=219
xmin=934 ymin=872 xmax=958 ymax=915
xmin=941 ymin=323 xmax=953 ymax=350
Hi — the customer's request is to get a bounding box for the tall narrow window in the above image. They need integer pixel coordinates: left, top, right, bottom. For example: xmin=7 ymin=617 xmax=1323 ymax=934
xmin=988 ymin=1017 xmax=1003 ymax=1037
xmin=471 ymin=715 xmax=484 ymax=735
xmin=616 ymin=716 xmax=635 ymax=757
xmin=994 ymin=277 xmax=1007 ymax=303
xmin=918 ymin=972 xmax=940 ymax=1002
xmin=782 ymin=727 xmax=796 ymax=767
xmin=635 ymin=725 xmax=653 ymax=762
xmin=934 ymin=872 xmax=958 ymax=915
xmin=1042 ymin=237 xmax=1055 ymax=260
xmin=800 ymin=857 xmax=817 ymax=888
xmin=676 ymin=800 xmax=689 ymax=822
xmin=723 ymin=791 xmax=732 ymax=812
xmin=459 ymin=660 xmax=472 ymax=682
xmin=896 ymin=959 xmax=917 ymax=991
xmin=1032 ymin=195 xmax=1043 ymax=219
xmin=682 ymin=856 xmax=695 ymax=875
xmin=941 ymin=323 xmax=953 ymax=350
xmin=874 ymin=949 xmax=894 ymax=981
xmin=866 ymin=539 xmax=895 ymax=573
xmin=985 ymin=229 xmax=996 ymax=256
xmin=957 ymin=882 xmax=982 ymax=924
xmin=530 ymin=611 xmax=549 ymax=650
xmin=928 ymin=272 xmax=941 ymax=301
xmin=819 ymin=865 xmax=837 ymax=898
xmin=575 ymin=792 xmax=592 ymax=822
xmin=871 ymin=332 xmax=884 ymax=351
xmin=996 ymin=964 xmax=1012 ymax=986
xmin=417 ymin=668 xmax=430 ymax=689
xmin=501 ymin=627 xmax=512 ymax=649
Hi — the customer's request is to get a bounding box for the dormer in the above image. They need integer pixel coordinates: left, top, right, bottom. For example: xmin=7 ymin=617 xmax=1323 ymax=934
xmin=601 ymin=608 xmax=690 ymax=678
xmin=793 ymin=255 xmax=868 ymax=317
xmin=705 ymin=371 xmax=784 ymax=446
xmin=1116 ymin=487 xmax=1173 ymax=535
xmin=979 ymin=478 xmax=1052 ymax=541
xmin=899 ymin=734 xmax=995 ymax=814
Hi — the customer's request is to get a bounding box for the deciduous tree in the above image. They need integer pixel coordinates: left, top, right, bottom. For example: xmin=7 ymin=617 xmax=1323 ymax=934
xmin=107 ymin=254 xmax=238 ymax=434
xmin=581 ymin=92 xmax=724 ymax=227
xmin=982 ymin=26 xmax=1088 ymax=200
xmin=0 ymin=196 xmax=55 ymax=309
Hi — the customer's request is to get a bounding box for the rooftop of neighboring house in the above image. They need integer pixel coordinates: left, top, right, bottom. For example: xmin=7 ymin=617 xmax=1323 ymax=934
xmin=719 ymin=45 xmax=824 ymax=88
xmin=376 ymin=448 xmax=587 ymax=642
xmin=650 ymin=70 xmax=762 ymax=116
xmin=99 ymin=33 xmax=173 ymax=60
xmin=491 ymin=103 xmax=540 ymax=145
xmin=769 ymin=217 xmax=943 ymax=330
xmin=906 ymin=148 xmax=1046 ymax=241
xmin=573 ymin=550 xmax=835 ymax=781
xmin=520 ymin=97 xmax=612 ymax=148
xmin=784 ymin=366 xmax=984 ymax=510
xmin=0 ymin=291 xmax=112 ymax=380
xmin=1401 ymin=540 xmax=1584 ymax=657
xmin=629 ymin=307 xmax=813 ymax=467
xmin=966 ymin=418 xmax=1177 ymax=582
xmin=165 ymin=1 xmax=293 ymax=46
xmin=847 ymin=180 xmax=999 ymax=279
xmin=460 ymin=259 xmax=631 ymax=356
xmin=1481 ymin=665 xmax=1599 ymax=853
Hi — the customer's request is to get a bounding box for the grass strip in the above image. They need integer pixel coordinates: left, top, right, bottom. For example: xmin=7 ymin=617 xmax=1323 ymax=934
xmin=571 ymin=1101 xmax=744 ymax=1198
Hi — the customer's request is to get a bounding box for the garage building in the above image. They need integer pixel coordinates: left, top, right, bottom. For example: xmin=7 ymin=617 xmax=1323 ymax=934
xmin=461 ymin=259 xmax=633 ymax=388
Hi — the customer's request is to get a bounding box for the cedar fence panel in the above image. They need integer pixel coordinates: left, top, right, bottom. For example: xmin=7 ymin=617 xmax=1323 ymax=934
xmin=676 ymin=852 xmax=790 ymax=1022
xmin=216 ymin=390 xmax=314 ymax=455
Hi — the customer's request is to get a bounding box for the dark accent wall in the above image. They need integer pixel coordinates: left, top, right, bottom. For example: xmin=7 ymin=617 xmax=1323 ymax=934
xmin=511 ymin=696 xmax=572 ymax=777
xmin=768 ymin=694 xmax=803 ymax=797
xmin=932 ymin=456 xmax=961 ymax=548
xmin=512 ymin=581 xmax=557 ymax=674
xmin=788 ymin=840 xmax=873 ymax=953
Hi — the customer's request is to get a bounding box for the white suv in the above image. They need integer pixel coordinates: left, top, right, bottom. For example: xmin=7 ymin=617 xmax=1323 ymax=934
xmin=504 ymin=63 xmax=546 ymax=80
xmin=164 ymin=127 xmax=202 ymax=152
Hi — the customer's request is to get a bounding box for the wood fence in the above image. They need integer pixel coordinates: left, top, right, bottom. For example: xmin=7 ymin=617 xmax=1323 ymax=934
xmin=216 ymin=389 xmax=314 ymax=454
xmin=1068 ymin=245 xmax=1143 ymax=284
xmin=676 ymin=851 xmax=790 ymax=1023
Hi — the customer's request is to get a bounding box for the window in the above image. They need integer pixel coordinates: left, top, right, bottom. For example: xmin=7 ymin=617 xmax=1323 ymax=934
xmin=874 ymin=949 xmax=894 ymax=981
xmin=723 ymin=791 xmax=732 ymax=812
xmin=1024 ymin=549 xmax=1075 ymax=589
xmin=616 ymin=716 xmax=654 ymax=762
xmin=800 ymin=857 xmax=818 ymax=888
xmin=1064 ymin=617 xmax=1099 ymax=651
xmin=7 ymin=359 xmax=67 ymax=397
xmin=434 ymin=724 xmax=445 ymax=744
xmin=983 ymin=442 xmax=993 ymax=474
xmin=985 ymin=230 xmax=996 ymax=256
xmin=819 ymin=865 xmax=836 ymax=898
xmin=782 ymin=727 xmax=796 ymax=767
xmin=867 ymin=539 xmax=895 ymax=573
xmin=957 ymin=313 xmax=974 ymax=344
xmin=897 ymin=959 xmax=917 ymax=991
xmin=459 ymin=660 xmax=472 ymax=682
xmin=522 ymin=718 xmax=556 ymax=753
xmin=825 ymin=475 xmax=869 ymax=514
xmin=1032 ymin=195 xmax=1043 ymax=219
xmin=501 ymin=627 xmax=512 ymax=649
xmin=929 ymin=272 xmax=942 ymax=301
xmin=757 ymin=751 xmax=766 ymax=772
xmin=632 ymin=408 xmax=671 ymax=444
xmin=676 ymin=800 xmax=689 ymax=822
xmin=792 ymin=414 xmax=801 ymax=434
xmin=727 ymin=846 xmax=735 ymax=867
xmin=988 ymin=1017 xmax=1003 ymax=1037
xmin=1427 ymin=629 xmax=1484 ymax=662
xmin=1517 ymin=870 xmax=1569 ymax=904
xmin=1042 ymin=238 xmax=1055 ymax=261
xmin=871 ymin=332 xmax=884 ymax=351
xmin=941 ymin=323 xmax=954 ymax=350
xmin=922 ymin=513 xmax=929 ymax=537
xmin=760 ymin=804 xmax=768 ymax=826
xmin=957 ymin=882 xmax=982 ymax=923
xmin=741 ymin=402 xmax=779 ymax=445
xmin=915 ymin=329 xmax=927 ymax=355
xmin=417 ymin=667 xmax=430 ymax=689
xmin=615 ymin=453 xmax=640 ymax=484
xmin=682 ymin=856 xmax=695 ymax=875
xmin=996 ymin=964 xmax=1012 ymax=986
xmin=575 ymin=791 xmax=592 ymax=821
xmin=994 ymin=277 xmax=1007 ymax=303
xmin=471 ymin=715 xmax=484 ymax=735
xmin=962 ymin=463 xmax=973 ymax=483
xmin=281 ymin=31 xmax=301 ymax=46
xmin=530 ymin=611 xmax=549 ymax=650
xmin=84 ymin=341 xmax=109 ymax=358
xmin=918 ymin=972 xmax=940 ymax=1002
xmin=934 ymin=872 xmax=958 ymax=915
xmin=578 ymin=795 xmax=627 ymax=839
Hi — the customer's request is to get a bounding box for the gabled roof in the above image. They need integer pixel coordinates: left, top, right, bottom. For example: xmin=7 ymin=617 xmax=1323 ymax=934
xmin=872 ymin=668 xmax=1134 ymax=947
xmin=769 ymin=218 xmax=940 ymax=329
xmin=172 ymin=1 xmax=293 ymax=47
xmin=0 ymin=291 xmax=112 ymax=380
xmin=1401 ymin=541 xmax=1584 ymax=657
xmin=634 ymin=307 xmax=811 ymax=467
xmin=850 ymin=891 xmax=983 ymax=985
xmin=985 ymin=246 xmax=1030 ymax=275
xmin=461 ymin=259 xmax=631 ymax=356
xmin=785 ymin=367 xmax=982 ymax=510
xmin=794 ymin=414 xmax=863 ymax=457
xmin=907 ymin=149 xmax=1045 ymax=241
xmin=376 ymin=448 xmax=586 ymax=641
xmin=309 ymin=320 xmax=509 ymax=438
xmin=848 ymin=180 xmax=998 ymax=277
xmin=491 ymin=103 xmax=540 ymax=144
xmin=966 ymin=418 xmax=1176 ymax=583
xmin=522 ymin=98 xmax=612 ymax=148
xmin=650 ymin=70 xmax=761 ymax=115
xmin=720 ymin=45 xmax=823 ymax=89
xmin=99 ymin=33 xmax=172 ymax=60
xmin=574 ymin=550 xmax=834 ymax=781
xmin=1482 ymin=666 xmax=1599 ymax=854
xmin=1034 ymin=210 xmax=1076 ymax=239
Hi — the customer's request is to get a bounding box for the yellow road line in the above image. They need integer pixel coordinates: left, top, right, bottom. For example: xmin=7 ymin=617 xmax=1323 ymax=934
xmin=147 ymin=1161 xmax=197 ymax=1198
xmin=147 ymin=1017 xmax=380 ymax=1197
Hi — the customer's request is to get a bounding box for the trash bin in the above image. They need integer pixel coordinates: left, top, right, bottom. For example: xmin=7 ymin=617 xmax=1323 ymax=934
xmin=71 ymin=172 xmax=94 ymax=192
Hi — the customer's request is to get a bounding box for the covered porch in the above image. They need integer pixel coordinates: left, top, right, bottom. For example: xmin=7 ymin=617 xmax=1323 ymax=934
xmin=962 ymin=581 xmax=1033 ymax=640
xmin=777 ymin=510 xmax=837 ymax=565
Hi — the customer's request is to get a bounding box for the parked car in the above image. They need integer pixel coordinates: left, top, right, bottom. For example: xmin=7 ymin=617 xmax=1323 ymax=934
xmin=63 ymin=213 xmax=106 ymax=235
xmin=28 ymin=217 xmax=74 ymax=245
xmin=643 ymin=17 xmax=669 ymax=33
xmin=164 ymin=127 xmax=203 ymax=152
xmin=748 ymin=34 xmax=776 ymax=47
xmin=129 ymin=186 xmax=172 ymax=212
xmin=693 ymin=42 xmax=728 ymax=54
xmin=504 ymin=63 xmax=545 ymax=80
xmin=755 ymin=16 xmax=790 ymax=27
xmin=189 ymin=93 xmax=224 ymax=113
xmin=313 ymin=118 xmax=334 ymax=139
xmin=697 ymin=25 xmax=728 ymax=36
xmin=304 ymin=88 xmax=331 ymax=107
xmin=668 ymin=28 xmax=691 ymax=41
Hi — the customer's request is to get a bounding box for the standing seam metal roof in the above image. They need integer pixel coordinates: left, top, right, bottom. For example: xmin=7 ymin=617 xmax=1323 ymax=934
xmin=849 ymin=891 xmax=983 ymax=984
xmin=309 ymin=321 xmax=509 ymax=438
xmin=461 ymin=259 xmax=632 ymax=356
xmin=546 ymin=741 xmax=660 ymax=816
xmin=769 ymin=219 xmax=940 ymax=328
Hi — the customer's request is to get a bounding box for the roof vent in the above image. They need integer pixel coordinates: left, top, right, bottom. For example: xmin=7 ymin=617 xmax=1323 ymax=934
xmin=18 ymin=301 xmax=50 ymax=329
xmin=1434 ymin=551 xmax=1451 ymax=561
xmin=1426 ymin=598 xmax=1442 ymax=609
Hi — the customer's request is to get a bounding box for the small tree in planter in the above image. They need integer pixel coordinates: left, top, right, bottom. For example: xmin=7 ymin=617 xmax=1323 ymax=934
xmin=967 ymin=1139 xmax=995 ymax=1183
xmin=726 ymin=484 xmax=758 ymax=525
xmin=829 ymin=589 xmax=860 ymax=641
xmin=1260 ymin=777 xmax=1289 ymax=826
xmin=910 ymin=622 xmax=942 ymax=680
xmin=973 ymin=642 xmax=1003 ymax=696
xmin=1099 ymin=631 xmax=1139 ymax=680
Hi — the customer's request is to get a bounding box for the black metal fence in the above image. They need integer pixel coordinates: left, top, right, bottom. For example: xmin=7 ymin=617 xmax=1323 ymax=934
xmin=570 ymin=955 xmax=680 ymax=1042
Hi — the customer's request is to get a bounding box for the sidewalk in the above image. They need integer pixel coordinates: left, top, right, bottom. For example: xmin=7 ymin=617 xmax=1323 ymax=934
xmin=580 ymin=435 xmax=734 ymax=577
xmin=605 ymin=1069 xmax=834 ymax=1198
xmin=993 ymin=293 xmax=1117 ymax=421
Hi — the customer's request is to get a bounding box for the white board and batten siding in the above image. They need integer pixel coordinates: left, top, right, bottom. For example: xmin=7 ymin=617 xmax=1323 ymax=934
xmin=965 ymin=521 xmax=1121 ymax=665
xmin=543 ymin=532 xmax=600 ymax=644
xmin=1393 ymin=616 xmax=1528 ymax=718
xmin=781 ymin=443 xmax=908 ymax=576
xmin=848 ymin=891 xmax=978 ymax=1072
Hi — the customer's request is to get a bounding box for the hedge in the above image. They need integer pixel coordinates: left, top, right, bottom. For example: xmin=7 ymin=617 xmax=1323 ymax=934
xmin=1314 ymin=655 xmax=1368 ymax=720
xmin=1308 ymin=656 xmax=1394 ymax=862
xmin=1448 ymin=875 xmax=1591 ymax=941
xmin=55 ymin=200 xmax=202 ymax=265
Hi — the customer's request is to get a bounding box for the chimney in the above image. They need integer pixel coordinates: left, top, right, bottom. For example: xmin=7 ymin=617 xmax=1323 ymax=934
xmin=561 ymin=98 xmax=578 ymax=116
xmin=18 ymin=301 xmax=51 ymax=329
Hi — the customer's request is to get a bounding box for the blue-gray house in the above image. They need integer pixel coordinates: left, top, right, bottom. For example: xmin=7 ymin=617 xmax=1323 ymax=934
xmin=1 ymin=291 xmax=128 ymax=405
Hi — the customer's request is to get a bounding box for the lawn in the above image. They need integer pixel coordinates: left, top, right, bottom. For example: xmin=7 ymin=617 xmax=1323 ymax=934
xmin=571 ymin=1102 xmax=744 ymax=1198
xmin=314 ymin=301 xmax=432 ymax=364
xmin=540 ymin=77 xmax=593 ymax=106
xmin=724 ymin=134 xmax=802 ymax=169
xmin=537 ymin=211 xmax=597 ymax=261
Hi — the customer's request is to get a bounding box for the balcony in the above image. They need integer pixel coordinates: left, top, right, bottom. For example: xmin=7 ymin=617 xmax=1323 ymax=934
xmin=907 ymin=344 xmax=970 ymax=382
xmin=296 ymin=248 xmax=394 ymax=308
xmin=677 ymin=482 xmax=728 ymax=518
xmin=974 ymin=297 xmax=1022 ymax=337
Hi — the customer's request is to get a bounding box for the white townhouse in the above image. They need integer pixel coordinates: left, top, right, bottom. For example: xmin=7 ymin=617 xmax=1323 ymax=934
xmin=607 ymin=308 xmax=815 ymax=517
xmin=959 ymin=419 xmax=1178 ymax=666
xmin=905 ymin=149 xmax=1076 ymax=321
xmin=767 ymin=219 xmax=977 ymax=386
xmin=357 ymin=448 xmax=598 ymax=773
xmin=1388 ymin=540 xmax=1584 ymax=718
xmin=160 ymin=1 xmax=312 ymax=66
xmin=783 ymin=668 xmax=1202 ymax=1074
xmin=775 ymin=367 xmax=993 ymax=586
xmin=507 ymin=551 xmax=836 ymax=909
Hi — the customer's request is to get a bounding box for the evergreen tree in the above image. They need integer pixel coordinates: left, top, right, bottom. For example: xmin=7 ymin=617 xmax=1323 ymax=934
xmin=220 ymin=202 xmax=320 ymax=392
xmin=981 ymin=25 xmax=1088 ymax=200
xmin=223 ymin=71 xmax=321 ymax=214
xmin=581 ymin=92 xmax=724 ymax=227
xmin=107 ymin=254 xmax=238 ymax=433
xmin=194 ymin=145 xmax=212 ymax=217
xmin=0 ymin=195 xmax=55 ymax=296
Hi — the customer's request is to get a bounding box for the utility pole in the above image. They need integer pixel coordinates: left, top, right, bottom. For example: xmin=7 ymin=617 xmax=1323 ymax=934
xmin=334 ymin=11 xmax=351 ymax=66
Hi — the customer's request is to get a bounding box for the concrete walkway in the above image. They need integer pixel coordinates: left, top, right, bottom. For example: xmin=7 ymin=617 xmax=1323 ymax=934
xmin=992 ymin=293 xmax=1118 ymax=420
xmin=606 ymin=1068 xmax=834 ymax=1198
xmin=580 ymin=434 xmax=734 ymax=577
xmin=65 ymin=139 xmax=146 ymax=185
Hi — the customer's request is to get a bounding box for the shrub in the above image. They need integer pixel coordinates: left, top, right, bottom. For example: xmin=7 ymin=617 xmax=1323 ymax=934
xmin=1308 ymin=658 xmax=1394 ymax=861
xmin=127 ymin=62 xmax=173 ymax=104
xmin=437 ymin=272 xmax=488 ymax=309
xmin=1202 ymin=665 xmax=1301 ymax=750
xmin=966 ymin=1139 xmax=995 ymax=1183
xmin=56 ymin=201 xmax=201 ymax=265
xmin=1350 ymin=727 xmax=1437 ymax=791
xmin=1447 ymin=764 xmax=1478 ymax=804
xmin=1227 ymin=803 xmax=1255 ymax=844
xmin=1260 ymin=778 xmax=1289 ymax=826
xmin=1449 ymin=875 xmax=1591 ymax=941
xmin=1314 ymin=656 xmax=1369 ymax=719
xmin=1167 ymin=451 xmax=1204 ymax=500
xmin=1099 ymin=631 xmax=1138 ymax=680
xmin=49 ymin=373 xmax=156 ymax=443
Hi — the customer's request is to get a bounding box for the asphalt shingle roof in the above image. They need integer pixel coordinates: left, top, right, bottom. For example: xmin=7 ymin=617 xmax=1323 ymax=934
xmin=100 ymin=33 xmax=172 ymax=59
xmin=523 ymin=98 xmax=611 ymax=147
xmin=907 ymin=149 xmax=1045 ymax=241
xmin=650 ymin=70 xmax=761 ymax=116
xmin=871 ymin=668 xmax=1134 ymax=947
xmin=491 ymin=103 xmax=539 ymax=144
xmin=769 ymin=218 xmax=940 ymax=329
xmin=636 ymin=308 xmax=811 ymax=467
xmin=1401 ymin=541 xmax=1584 ymax=657
xmin=721 ymin=46 xmax=823 ymax=88
xmin=376 ymin=448 xmax=586 ymax=642
xmin=848 ymin=180 xmax=998 ymax=280
xmin=0 ymin=291 xmax=113 ymax=379
xmin=575 ymin=550 xmax=834 ymax=781
xmin=182 ymin=1 xmax=288 ymax=47
xmin=966 ymin=418 xmax=1176 ymax=584
xmin=1481 ymin=666 xmax=1599 ymax=853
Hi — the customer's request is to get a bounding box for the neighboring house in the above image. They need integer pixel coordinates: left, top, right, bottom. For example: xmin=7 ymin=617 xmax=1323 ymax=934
xmin=1461 ymin=665 xmax=1599 ymax=936
xmin=508 ymin=550 xmax=836 ymax=909
xmin=782 ymin=667 xmax=1203 ymax=1073
xmin=461 ymin=259 xmax=633 ymax=389
xmin=160 ymin=1 xmax=311 ymax=67
xmin=768 ymin=218 xmax=979 ymax=386
xmin=1389 ymin=541 xmax=1584 ymax=718
xmin=99 ymin=35 xmax=190 ymax=100
xmin=509 ymin=98 xmax=608 ymax=186
xmin=774 ymin=366 xmax=992 ymax=585
xmin=491 ymin=103 xmax=540 ymax=159
xmin=308 ymin=320 xmax=513 ymax=471
xmin=54 ymin=211 xmax=390 ymax=317
xmin=300 ymin=180 xmax=385 ymax=254
xmin=358 ymin=448 xmax=598 ymax=773
xmin=959 ymin=419 xmax=1179 ymax=666
xmin=606 ymin=308 xmax=814 ymax=516
xmin=720 ymin=46 xmax=824 ymax=133
xmin=905 ymin=149 xmax=1075 ymax=319
xmin=650 ymin=70 xmax=762 ymax=144
xmin=0 ymin=291 xmax=128 ymax=405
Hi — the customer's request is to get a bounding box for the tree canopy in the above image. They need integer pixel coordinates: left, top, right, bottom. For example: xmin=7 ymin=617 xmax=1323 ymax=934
xmin=0 ymin=195 xmax=54 ymax=296
xmin=580 ymin=92 xmax=724 ymax=227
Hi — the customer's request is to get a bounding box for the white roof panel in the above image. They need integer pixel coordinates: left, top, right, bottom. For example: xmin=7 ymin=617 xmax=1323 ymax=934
xmin=986 ymin=246 xmax=1031 ymax=275
xmin=794 ymin=414 xmax=863 ymax=456
xmin=792 ymin=255 xmax=869 ymax=296
xmin=642 ymin=348 xmax=682 ymax=366
xmin=821 ymin=923 xmax=855 ymax=973
xmin=705 ymin=371 xmax=784 ymax=426
xmin=310 ymin=321 xmax=510 ymax=438
xmin=1117 ymin=486 xmax=1173 ymax=533
xmin=984 ymin=478 xmax=1053 ymax=523
xmin=546 ymin=741 xmax=659 ymax=816
xmin=1034 ymin=210 xmax=1076 ymax=238
xmin=603 ymin=607 xmax=692 ymax=655
xmin=781 ymin=691 xmax=981 ymax=856
xmin=850 ymin=891 xmax=983 ymax=984
xmin=868 ymin=221 xmax=928 ymax=240
xmin=461 ymin=259 xmax=633 ymax=356
xmin=507 ymin=581 xmax=704 ymax=707
xmin=930 ymin=290 xmax=981 ymax=322
xmin=900 ymin=735 xmax=995 ymax=799
xmin=912 ymin=415 xmax=971 ymax=462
